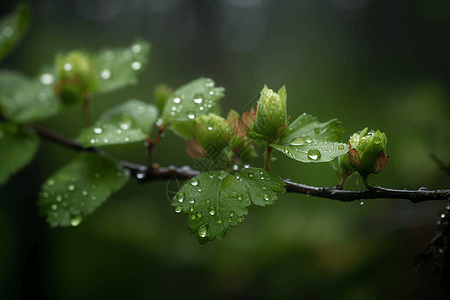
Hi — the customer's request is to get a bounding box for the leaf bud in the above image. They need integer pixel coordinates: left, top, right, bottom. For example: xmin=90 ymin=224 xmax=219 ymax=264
xmin=252 ymin=85 xmax=287 ymax=141
xmin=54 ymin=51 xmax=96 ymax=105
xmin=333 ymin=128 xmax=390 ymax=179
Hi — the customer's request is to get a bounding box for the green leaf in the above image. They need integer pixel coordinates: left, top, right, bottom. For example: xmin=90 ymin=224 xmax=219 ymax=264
xmin=172 ymin=167 xmax=285 ymax=244
xmin=0 ymin=3 xmax=31 ymax=63
xmin=161 ymin=78 xmax=224 ymax=136
xmin=271 ymin=141 xmax=349 ymax=163
xmin=0 ymin=70 xmax=61 ymax=123
xmin=271 ymin=113 xmax=348 ymax=163
xmin=37 ymin=153 xmax=130 ymax=227
xmin=279 ymin=113 xmax=344 ymax=143
xmin=93 ymin=38 xmax=151 ymax=94
xmin=0 ymin=122 xmax=39 ymax=186
xmin=77 ymin=99 xmax=159 ymax=147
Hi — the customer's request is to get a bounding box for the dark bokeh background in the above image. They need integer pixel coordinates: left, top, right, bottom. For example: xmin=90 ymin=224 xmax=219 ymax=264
xmin=1 ymin=0 xmax=450 ymax=299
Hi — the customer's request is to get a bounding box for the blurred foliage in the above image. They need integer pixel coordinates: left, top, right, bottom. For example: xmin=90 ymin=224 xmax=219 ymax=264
xmin=1 ymin=0 xmax=450 ymax=299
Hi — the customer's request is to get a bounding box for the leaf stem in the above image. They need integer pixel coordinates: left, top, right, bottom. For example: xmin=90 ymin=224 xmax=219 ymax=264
xmin=147 ymin=124 xmax=166 ymax=168
xmin=81 ymin=94 xmax=91 ymax=127
xmin=265 ymin=143 xmax=273 ymax=171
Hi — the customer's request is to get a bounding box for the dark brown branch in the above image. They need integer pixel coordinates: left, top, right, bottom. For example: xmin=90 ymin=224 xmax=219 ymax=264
xmin=27 ymin=122 xmax=450 ymax=203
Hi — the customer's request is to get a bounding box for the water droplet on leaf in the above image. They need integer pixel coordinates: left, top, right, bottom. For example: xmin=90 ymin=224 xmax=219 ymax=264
xmin=198 ymin=225 xmax=207 ymax=238
xmin=94 ymin=127 xmax=103 ymax=134
xmin=208 ymin=206 xmax=216 ymax=216
xmin=70 ymin=213 xmax=83 ymax=226
xmin=131 ymin=61 xmax=141 ymax=70
xmin=190 ymin=177 xmax=199 ymax=186
xmin=307 ymin=149 xmax=321 ymax=161
xmin=177 ymin=192 xmax=185 ymax=202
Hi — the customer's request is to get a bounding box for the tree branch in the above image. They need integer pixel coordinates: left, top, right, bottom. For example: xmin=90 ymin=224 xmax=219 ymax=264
xmin=27 ymin=123 xmax=450 ymax=203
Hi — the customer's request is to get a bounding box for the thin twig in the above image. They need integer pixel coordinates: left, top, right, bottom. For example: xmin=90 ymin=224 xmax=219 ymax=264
xmin=27 ymin=122 xmax=450 ymax=203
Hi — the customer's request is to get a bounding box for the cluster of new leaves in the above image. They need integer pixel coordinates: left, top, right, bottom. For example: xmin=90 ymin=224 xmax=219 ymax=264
xmin=0 ymin=4 xmax=154 ymax=225
xmin=1 ymin=3 xmax=361 ymax=245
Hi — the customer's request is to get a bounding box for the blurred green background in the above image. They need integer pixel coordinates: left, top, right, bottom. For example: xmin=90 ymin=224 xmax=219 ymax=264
xmin=1 ymin=0 xmax=450 ymax=299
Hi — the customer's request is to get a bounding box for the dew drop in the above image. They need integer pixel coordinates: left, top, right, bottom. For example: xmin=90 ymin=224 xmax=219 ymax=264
xmin=56 ymin=195 xmax=62 ymax=202
xmin=90 ymin=139 xmax=95 ymax=144
xmin=47 ymin=179 xmax=55 ymax=186
xmin=360 ymin=201 xmax=364 ymax=205
xmin=70 ymin=213 xmax=83 ymax=226
xmin=307 ymin=149 xmax=321 ymax=161
xmin=40 ymin=73 xmax=55 ymax=85
xmin=82 ymin=190 xmax=88 ymax=196
xmin=51 ymin=204 xmax=58 ymax=210
xmin=441 ymin=213 xmax=446 ymax=219
xmin=284 ymin=148 xmax=290 ymax=154
xmin=190 ymin=214 xmax=196 ymax=220
xmin=177 ymin=192 xmax=185 ymax=203
xmin=64 ymin=63 xmax=72 ymax=71
xmin=198 ymin=225 xmax=207 ymax=238
xmin=92 ymin=196 xmax=97 ymax=201
xmin=418 ymin=187 xmax=428 ymax=191
xmin=189 ymin=199 xmax=195 ymax=204
xmin=290 ymin=137 xmax=307 ymax=146
xmin=124 ymin=137 xmax=130 ymax=142
xmin=338 ymin=144 xmax=345 ymax=150
xmin=218 ymin=218 xmax=223 ymax=223
xmin=248 ymin=171 xmax=254 ymax=178
xmin=228 ymin=218 xmax=232 ymax=223
xmin=67 ymin=184 xmax=75 ymax=191
xmin=314 ymin=127 xmax=320 ymax=133
xmin=208 ymin=206 xmax=216 ymax=216
xmin=193 ymin=93 xmax=203 ymax=104
xmin=173 ymin=97 xmax=181 ymax=104
xmin=175 ymin=206 xmax=183 ymax=213
xmin=187 ymin=110 xmax=195 ymax=120
xmin=237 ymin=194 xmax=243 ymax=201
xmin=132 ymin=44 xmax=142 ymax=53
xmin=230 ymin=211 xmax=234 ymax=217
xmin=131 ymin=61 xmax=141 ymax=70
xmin=238 ymin=217 xmax=243 ymax=223
xmin=101 ymin=69 xmax=111 ymax=79
xmin=190 ymin=177 xmax=199 ymax=186
xmin=119 ymin=121 xmax=131 ymax=130
xmin=218 ymin=170 xmax=227 ymax=180
xmin=263 ymin=193 xmax=270 ymax=201
xmin=94 ymin=127 xmax=103 ymax=134
xmin=94 ymin=173 xmax=100 ymax=178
